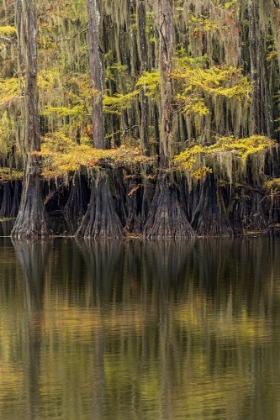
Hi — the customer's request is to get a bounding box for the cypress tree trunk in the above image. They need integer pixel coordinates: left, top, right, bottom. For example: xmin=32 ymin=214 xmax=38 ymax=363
xmin=87 ymin=0 xmax=104 ymax=150
xmin=63 ymin=172 xmax=90 ymax=219
xmin=11 ymin=0 xmax=51 ymax=238
xmin=144 ymin=177 xmax=195 ymax=238
xmin=248 ymin=0 xmax=273 ymax=136
xmin=190 ymin=176 xmax=237 ymax=236
xmin=10 ymin=180 xmax=22 ymax=218
xmin=76 ymin=0 xmax=123 ymax=238
xmin=0 ymin=182 xmax=13 ymax=217
xmin=158 ymin=0 xmax=174 ymax=166
xmin=76 ymin=169 xmax=123 ymax=239
xmin=144 ymin=0 xmax=194 ymax=238
xmin=136 ymin=0 xmax=155 ymax=231
xmin=124 ymin=173 xmax=143 ymax=234
xmin=137 ymin=0 xmax=149 ymax=150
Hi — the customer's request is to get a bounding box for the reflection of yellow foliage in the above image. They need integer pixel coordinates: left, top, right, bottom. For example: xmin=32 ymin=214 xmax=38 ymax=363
xmin=0 ymin=267 xmax=277 ymax=420
xmin=43 ymin=303 xmax=154 ymax=338
xmin=174 ymin=299 xmax=269 ymax=342
xmin=0 ymin=362 xmax=23 ymax=398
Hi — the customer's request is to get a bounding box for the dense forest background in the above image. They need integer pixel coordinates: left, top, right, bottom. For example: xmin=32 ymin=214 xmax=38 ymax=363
xmin=1 ymin=0 xmax=280 ymax=238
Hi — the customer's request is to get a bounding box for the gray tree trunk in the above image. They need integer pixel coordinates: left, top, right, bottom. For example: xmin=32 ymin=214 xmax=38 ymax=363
xmin=76 ymin=0 xmax=123 ymax=238
xmin=87 ymin=0 xmax=104 ymax=149
xmin=11 ymin=0 xmax=51 ymax=238
xmin=158 ymin=0 xmax=174 ymax=166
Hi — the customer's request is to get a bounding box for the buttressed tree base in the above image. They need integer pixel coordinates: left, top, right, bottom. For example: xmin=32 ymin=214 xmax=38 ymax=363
xmin=0 ymin=0 xmax=279 ymax=238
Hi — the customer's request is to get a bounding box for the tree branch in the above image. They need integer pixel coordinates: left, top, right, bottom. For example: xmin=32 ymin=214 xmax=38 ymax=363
xmin=0 ymin=35 xmax=16 ymax=47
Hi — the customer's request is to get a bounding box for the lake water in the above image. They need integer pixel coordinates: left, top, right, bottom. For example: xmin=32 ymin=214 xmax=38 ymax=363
xmin=1 ymin=235 xmax=280 ymax=419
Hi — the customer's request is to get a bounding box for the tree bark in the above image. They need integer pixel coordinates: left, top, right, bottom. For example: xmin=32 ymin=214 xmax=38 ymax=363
xmin=144 ymin=176 xmax=195 ymax=238
xmin=248 ymin=0 xmax=273 ymax=137
xmin=137 ymin=0 xmax=149 ymax=151
xmin=87 ymin=0 xmax=104 ymax=150
xmin=0 ymin=182 xmax=12 ymax=217
xmin=77 ymin=0 xmax=123 ymax=238
xmin=158 ymin=0 xmax=174 ymax=166
xmin=76 ymin=169 xmax=123 ymax=239
xmin=63 ymin=172 xmax=90 ymax=219
xmin=11 ymin=0 xmax=51 ymax=238
xmin=10 ymin=180 xmax=22 ymax=218
xmin=143 ymin=0 xmax=194 ymax=238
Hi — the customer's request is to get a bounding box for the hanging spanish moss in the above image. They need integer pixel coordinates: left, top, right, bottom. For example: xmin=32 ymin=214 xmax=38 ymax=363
xmin=0 ymin=0 xmax=280 ymax=237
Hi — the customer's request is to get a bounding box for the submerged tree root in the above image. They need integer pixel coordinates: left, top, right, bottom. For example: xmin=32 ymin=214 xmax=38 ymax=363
xmin=143 ymin=177 xmax=195 ymax=239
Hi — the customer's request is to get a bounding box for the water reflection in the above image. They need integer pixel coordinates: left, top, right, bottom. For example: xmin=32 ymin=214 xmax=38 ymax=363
xmin=0 ymin=237 xmax=279 ymax=418
xmin=75 ymin=240 xmax=125 ymax=419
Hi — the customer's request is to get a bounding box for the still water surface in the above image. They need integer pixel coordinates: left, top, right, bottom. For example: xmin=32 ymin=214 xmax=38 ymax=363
xmin=1 ymin=236 xmax=280 ymax=419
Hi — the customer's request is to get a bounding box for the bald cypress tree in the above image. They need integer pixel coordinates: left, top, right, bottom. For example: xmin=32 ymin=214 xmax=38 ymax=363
xmin=143 ymin=0 xmax=195 ymax=238
xmin=76 ymin=0 xmax=123 ymax=239
xmin=11 ymin=0 xmax=51 ymax=238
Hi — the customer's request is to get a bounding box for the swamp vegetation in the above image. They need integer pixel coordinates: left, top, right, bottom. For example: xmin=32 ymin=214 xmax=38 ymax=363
xmin=1 ymin=0 xmax=280 ymax=237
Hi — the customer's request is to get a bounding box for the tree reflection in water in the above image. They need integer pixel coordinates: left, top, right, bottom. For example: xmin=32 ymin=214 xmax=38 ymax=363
xmin=12 ymin=239 xmax=51 ymax=420
xmin=76 ymin=239 xmax=124 ymax=420
xmin=0 ymin=237 xmax=279 ymax=419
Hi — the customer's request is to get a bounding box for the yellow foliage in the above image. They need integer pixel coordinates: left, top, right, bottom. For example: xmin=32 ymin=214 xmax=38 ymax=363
xmin=0 ymin=167 xmax=23 ymax=181
xmin=43 ymin=105 xmax=85 ymax=117
xmin=173 ymin=64 xmax=251 ymax=101
xmin=188 ymin=15 xmax=219 ymax=37
xmin=38 ymin=70 xmax=61 ymax=91
xmin=266 ymin=50 xmax=277 ymax=62
xmin=0 ymin=26 xmax=16 ymax=35
xmin=174 ymin=135 xmax=274 ymax=179
xmin=136 ymin=71 xmax=160 ymax=96
xmin=105 ymin=60 xmax=128 ymax=82
xmin=68 ymin=74 xmax=92 ymax=101
xmin=0 ymin=112 xmax=16 ymax=156
xmin=0 ymin=77 xmax=21 ymax=105
xmin=221 ymin=0 xmax=238 ymax=10
xmin=264 ymin=178 xmax=280 ymax=191
xmin=177 ymin=94 xmax=210 ymax=116
xmin=38 ymin=133 xmax=155 ymax=179
xmin=103 ymin=90 xmax=139 ymax=113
